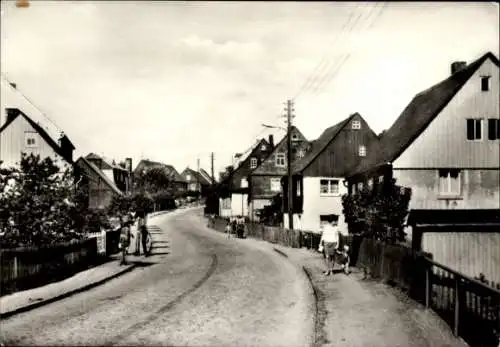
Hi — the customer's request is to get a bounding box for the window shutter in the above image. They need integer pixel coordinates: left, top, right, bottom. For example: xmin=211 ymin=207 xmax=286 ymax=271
xmin=466 ymin=119 xmax=475 ymax=140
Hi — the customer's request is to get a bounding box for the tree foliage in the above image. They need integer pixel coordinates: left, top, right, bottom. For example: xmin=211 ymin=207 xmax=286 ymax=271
xmin=0 ymin=153 xmax=89 ymax=248
xmin=342 ymin=178 xmax=412 ymax=244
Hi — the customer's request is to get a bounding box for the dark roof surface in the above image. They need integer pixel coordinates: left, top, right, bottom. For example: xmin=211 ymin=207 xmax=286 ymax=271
xmin=0 ymin=108 xmax=74 ymax=164
xmin=135 ymin=159 xmax=186 ymax=182
xmin=350 ymin=52 xmax=500 ymax=177
xmin=291 ymin=113 xmax=358 ymax=174
xmin=76 ymin=157 xmax=123 ymax=196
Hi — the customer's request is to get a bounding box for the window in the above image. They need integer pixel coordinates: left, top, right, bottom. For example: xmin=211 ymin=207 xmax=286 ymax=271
xmin=367 ymin=178 xmax=374 ymax=189
xmin=359 ymin=145 xmax=366 ymax=157
xmin=24 ymin=132 xmax=37 ymax=148
xmin=250 ymin=157 xmax=257 ymax=169
xmin=261 ymin=144 xmax=267 ymax=151
xmin=186 ymin=174 xmax=191 ymax=181
xmin=481 ymin=76 xmax=491 ymax=91
xmin=270 ymin=178 xmax=281 ymax=192
xmin=240 ymin=178 xmax=248 ymax=188
xmin=297 ymin=149 xmax=305 ymax=158
xmin=352 ymin=120 xmax=361 ymax=129
xmin=357 ymin=182 xmax=363 ymax=191
xmin=297 ymin=179 xmax=301 ymax=196
xmin=466 ymin=119 xmax=483 ymax=140
xmin=276 ymin=153 xmax=286 ymax=167
xmin=320 ymin=179 xmax=339 ymax=195
xmin=488 ymin=119 xmax=500 ymax=140
xmin=291 ymin=133 xmax=299 ymax=141
xmin=438 ymin=169 xmax=462 ymax=197
xmin=378 ymin=175 xmax=384 ymax=184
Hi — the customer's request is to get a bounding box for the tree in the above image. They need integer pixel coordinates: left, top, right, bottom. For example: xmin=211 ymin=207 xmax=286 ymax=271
xmin=0 ymin=153 xmax=89 ymax=248
xmin=342 ymin=178 xmax=411 ymax=244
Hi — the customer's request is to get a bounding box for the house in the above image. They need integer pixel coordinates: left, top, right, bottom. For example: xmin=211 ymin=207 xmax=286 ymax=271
xmin=0 ymin=108 xmax=74 ymax=170
xmin=199 ymin=168 xmax=215 ymax=185
xmin=347 ymin=52 xmax=500 ymax=282
xmin=74 ymin=157 xmax=124 ymax=209
xmin=248 ymin=126 xmax=310 ymax=221
xmin=283 ymin=113 xmax=379 ymax=234
xmin=219 ymin=136 xmax=273 ymax=217
xmin=134 ymin=159 xmax=187 ymax=197
xmin=85 ymin=153 xmax=132 ymax=195
xmin=181 ymin=167 xmax=211 ymax=195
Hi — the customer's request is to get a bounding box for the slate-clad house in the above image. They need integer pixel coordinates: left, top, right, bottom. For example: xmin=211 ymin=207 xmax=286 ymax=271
xmin=283 ymin=113 xmax=379 ymax=234
xmin=219 ymin=136 xmax=273 ymax=217
xmin=347 ymin=52 xmax=500 ymax=282
xmin=181 ymin=167 xmax=212 ymax=195
xmin=85 ymin=153 xmax=132 ymax=195
xmin=248 ymin=126 xmax=310 ymax=221
xmin=199 ymin=168 xmax=215 ymax=185
xmin=134 ymin=159 xmax=187 ymax=197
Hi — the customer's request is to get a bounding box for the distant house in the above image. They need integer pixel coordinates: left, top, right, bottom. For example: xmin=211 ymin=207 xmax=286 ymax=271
xmin=219 ymin=136 xmax=273 ymax=217
xmin=199 ymin=168 xmax=215 ymax=185
xmin=75 ymin=157 xmax=123 ymax=209
xmin=181 ymin=167 xmax=211 ymax=194
xmin=347 ymin=52 xmax=500 ymax=282
xmin=134 ymin=159 xmax=187 ymax=197
xmin=85 ymin=153 xmax=132 ymax=195
xmin=0 ymin=108 xmax=74 ymax=170
xmin=248 ymin=127 xmax=310 ymax=222
xmin=284 ymin=113 xmax=379 ymax=234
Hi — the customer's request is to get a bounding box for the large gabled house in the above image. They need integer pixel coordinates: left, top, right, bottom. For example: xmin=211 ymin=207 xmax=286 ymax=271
xmin=134 ymin=159 xmax=187 ymax=197
xmin=283 ymin=113 xmax=379 ymax=234
xmin=347 ymin=52 xmax=500 ymax=273
xmin=248 ymin=126 xmax=310 ymax=221
xmin=85 ymin=153 xmax=132 ymax=195
xmin=219 ymin=136 xmax=273 ymax=217
xmin=181 ymin=167 xmax=211 ymax=195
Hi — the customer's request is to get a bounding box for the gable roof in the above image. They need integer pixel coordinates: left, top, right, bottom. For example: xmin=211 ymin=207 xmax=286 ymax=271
xmin=135 ymin=159 xmax=186 ymax=183
xmin=251 ymin=126 xmax=308 ymax=175
xmin=292 ymin=113 xmax=359 ymax=174
xmin=225 ymin=137 xmax=270 ymax=188
xmin=76 ymin=157 xmax=123 ymax=196
xmin=350 ymin=51 xmax=500 ymax=177
xmin=85 ymin=153 xmax=128 ymax=171
xmin=181 ymin=167 xmax=211 ymax=185
xmin=199 ymin=168 xmax=215 ymax=184
xmin=0 ymin=108 xmax=74 ymax=164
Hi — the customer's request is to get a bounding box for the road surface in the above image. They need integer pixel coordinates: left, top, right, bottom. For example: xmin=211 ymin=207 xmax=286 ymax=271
xmin=0 ymin=208 xmax=314 ymax=347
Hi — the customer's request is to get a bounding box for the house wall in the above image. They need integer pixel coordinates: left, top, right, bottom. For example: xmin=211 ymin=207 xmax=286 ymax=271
xmin=76 ymin=161 xmax=117 ymax=210
xmin=219 ymin=197 xmax=232 ymax=217
xmin=422 ymin=230 xmax=500 ymax=284
xmin=303 ymin=114 xmax=379 ymax=177
xmin=283 ymin=176 xmax=349 ymax=234
xmin=231 ymin=193 xmax=249 ymax=217
xmin=0 ymin=116 xmax=69 ymax=171
xmin=394 ymin=169 xmax=500 ymax=209
xmin=248 ymin=198 xmax=273 ymax=221
xmin=250 ymin=175 xmax=282 ymax=199
xmin=393 ymin=58 xmax=499 ymax=169
xmin=230 ymin=139 xmax=271 ymax=190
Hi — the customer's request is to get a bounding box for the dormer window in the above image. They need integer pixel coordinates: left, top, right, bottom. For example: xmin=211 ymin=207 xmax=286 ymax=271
xmin=481 ymin=76 xmax=491 ymax=91
xmin=352 ymin=120 xmax=361 ymax=129
xmin=24 ymin=132 xmax=38 ymax=148
xmin=250 ymin=157 xmax=257 ymax=169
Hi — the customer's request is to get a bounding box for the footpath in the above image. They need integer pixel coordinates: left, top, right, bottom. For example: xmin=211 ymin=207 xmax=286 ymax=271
xmin=0 ymin=209 xmax=176 ymax=320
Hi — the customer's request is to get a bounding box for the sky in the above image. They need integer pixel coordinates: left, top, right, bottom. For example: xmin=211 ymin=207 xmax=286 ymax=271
xmin=1 ymin=1 xmax=498 ymax=177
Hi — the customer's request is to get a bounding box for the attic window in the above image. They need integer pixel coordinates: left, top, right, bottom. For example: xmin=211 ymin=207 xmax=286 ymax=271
xmin=276 ymin=153 xmax=286 ymax=167
xmin=297 ymin=149 xmax=305 ymax=158
xmin=250 ymin=157 xmax=257 ymax=169
xmin=466 ymin=119 xmax=482 ymax=140
xmin=261 ymin=144 xmax=267 ymax=151
xmin=291 ymin=133 xmax=299 ymax=141
xmin=481 ymin=76 xmax=491 ymax=92
xmin=358 ymin=145 xmax=367 ymax=157
xmin=24 ymin=132 xmax=38 ymax=148
xmin=352 ymin=120 xmax=361 ymax=129
xmin=186 ymin=174 xmax=191 ymax=181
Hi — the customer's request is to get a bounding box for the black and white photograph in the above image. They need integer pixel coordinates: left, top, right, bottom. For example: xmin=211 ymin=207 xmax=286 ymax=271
xmin=0 ymin=1 xmax=499 ymax=346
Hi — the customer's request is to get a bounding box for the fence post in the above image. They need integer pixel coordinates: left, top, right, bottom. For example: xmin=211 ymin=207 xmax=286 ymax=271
xmin=13 ymin=255 xmax=18 ymax=280
xmin=454 ymin=275 xmax=460 ymax=336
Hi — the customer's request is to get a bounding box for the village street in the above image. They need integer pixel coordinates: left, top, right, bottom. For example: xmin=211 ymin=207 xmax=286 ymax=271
xmin=0 ymin=208 xmax=314 ymax=347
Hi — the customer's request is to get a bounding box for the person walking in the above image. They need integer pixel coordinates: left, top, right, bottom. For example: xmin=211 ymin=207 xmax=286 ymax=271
xmin=137 ymin=209 xmax=150 ymax=257
xmin=319 ymin=217 xmax=340 ymax=276
xmin=119 ymin=213 xmax=134 ymax=265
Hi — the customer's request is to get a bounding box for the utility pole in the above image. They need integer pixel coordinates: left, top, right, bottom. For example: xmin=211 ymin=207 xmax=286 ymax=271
xmin=197 ymin=158 xmax=201 ymax=195
xmin=211 ymin=152 xmax=215 ymax=185
xmin=285 ymin=99 xmax=294 ymax=230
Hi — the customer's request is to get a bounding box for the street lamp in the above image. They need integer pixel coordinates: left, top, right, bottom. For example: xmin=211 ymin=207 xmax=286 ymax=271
xmin=261 ymin=123 xmax=293 ymax=231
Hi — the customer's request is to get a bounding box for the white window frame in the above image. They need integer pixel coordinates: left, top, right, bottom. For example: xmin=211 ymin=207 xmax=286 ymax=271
xmin=270 ymin=178 xmax=281 ymax=192
xmin=186 ymin=174 xmax=191 ymax=181
xmin=261 ymin=144 xmax=267 ymax=151
xmin=297 ymin=149 xmax=305 ymax=158
xmin=352 ymin=120 xmax=361 ymax=129
xmin=24 ymin=132 xmax=38 ymax=148
xmin=438 ymin=169 xmax=462 ymax=198
xmin=240 ymin=178 xmax=248 ymax=188
xmin=250 ymin=157 xmax=257 ymax=169
xmin=359 ymin=145 xmax=366 ymax=157
xmin=291 ymin=133 xmax=299 ymax=141
xmin=275 ymin=153 xmax=286 ymax=167
xmin=466 ymin=119 xmax=483 ymax=141
xmin=320 ymin=179 xmax=340 ymax=196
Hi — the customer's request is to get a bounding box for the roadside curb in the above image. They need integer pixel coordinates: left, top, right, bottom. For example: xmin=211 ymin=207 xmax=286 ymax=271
xmin=0 ymin=263 xmax=137 ymax=320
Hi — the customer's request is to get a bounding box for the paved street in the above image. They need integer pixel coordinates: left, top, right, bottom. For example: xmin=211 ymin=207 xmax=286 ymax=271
xmin=0 ymin=208 xmax=314 ymax=347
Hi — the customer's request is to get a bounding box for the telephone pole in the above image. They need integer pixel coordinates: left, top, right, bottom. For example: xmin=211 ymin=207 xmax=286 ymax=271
xmin=285 ymin=99 xmax=294 ymax=231
xmin=197 ymin=158 xmax=201 ymax=193
xmin=211 ymin=152 xmax=215 ymax=185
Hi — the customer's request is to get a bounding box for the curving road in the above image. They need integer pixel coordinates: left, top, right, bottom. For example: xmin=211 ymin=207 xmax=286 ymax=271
xmin=0 ymin=208 xmax=314 ymax=347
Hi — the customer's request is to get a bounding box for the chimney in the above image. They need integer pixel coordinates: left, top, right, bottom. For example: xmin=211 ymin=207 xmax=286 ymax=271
xmin=451 ymin=61 xmax=467 ymax=75
xmin=9 ymin=83 xmax=16 ymax=89
xmin=268 ymin=135 xmax=274 ymax=149
xmin=58 ymin=133 xmax=74 ymax=162
xmin=125 ymin=158 xmax=132 ymax=173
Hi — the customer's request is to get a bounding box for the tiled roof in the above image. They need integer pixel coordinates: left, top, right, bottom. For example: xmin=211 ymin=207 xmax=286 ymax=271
xmin=350 ymin=52 xmax=500 ymax=177
xmin=76 ymin=157 xmax=123 ymax=196
xmin=135 ymin=159 xmax=186 ymax=183
xmin=199 ymin=168 xmax=215 ymax=184
xmin=291 ymin=113 xmax=358 ymax=174
xmin=0 ymin=108 xmax=74 ymax=164
xmin=85 ymin=153 xmax=128 ymax=171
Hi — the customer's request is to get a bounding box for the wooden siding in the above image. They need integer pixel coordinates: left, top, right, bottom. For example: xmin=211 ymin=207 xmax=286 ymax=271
xmin=394 ymin=169 xmax=500 ymax=209
xmin=0 ymin=116 xmax=68 ymax=170
xmin=393 ymin=58 xmax=500 ymax=169
xmin=421 ymin=230 xmax=500 ymax=284
xmin=303 ymin=114 xmax=379 ymax=177
xmin=77 ymin=161 xmax=117 ymax=209
xmin=230 ymin=139 xmax=272 ymax=190
xmin=250 ymin=175 xmax=282 ymax=199
xmin=283 ymin=176 xmax=349 ymax=234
